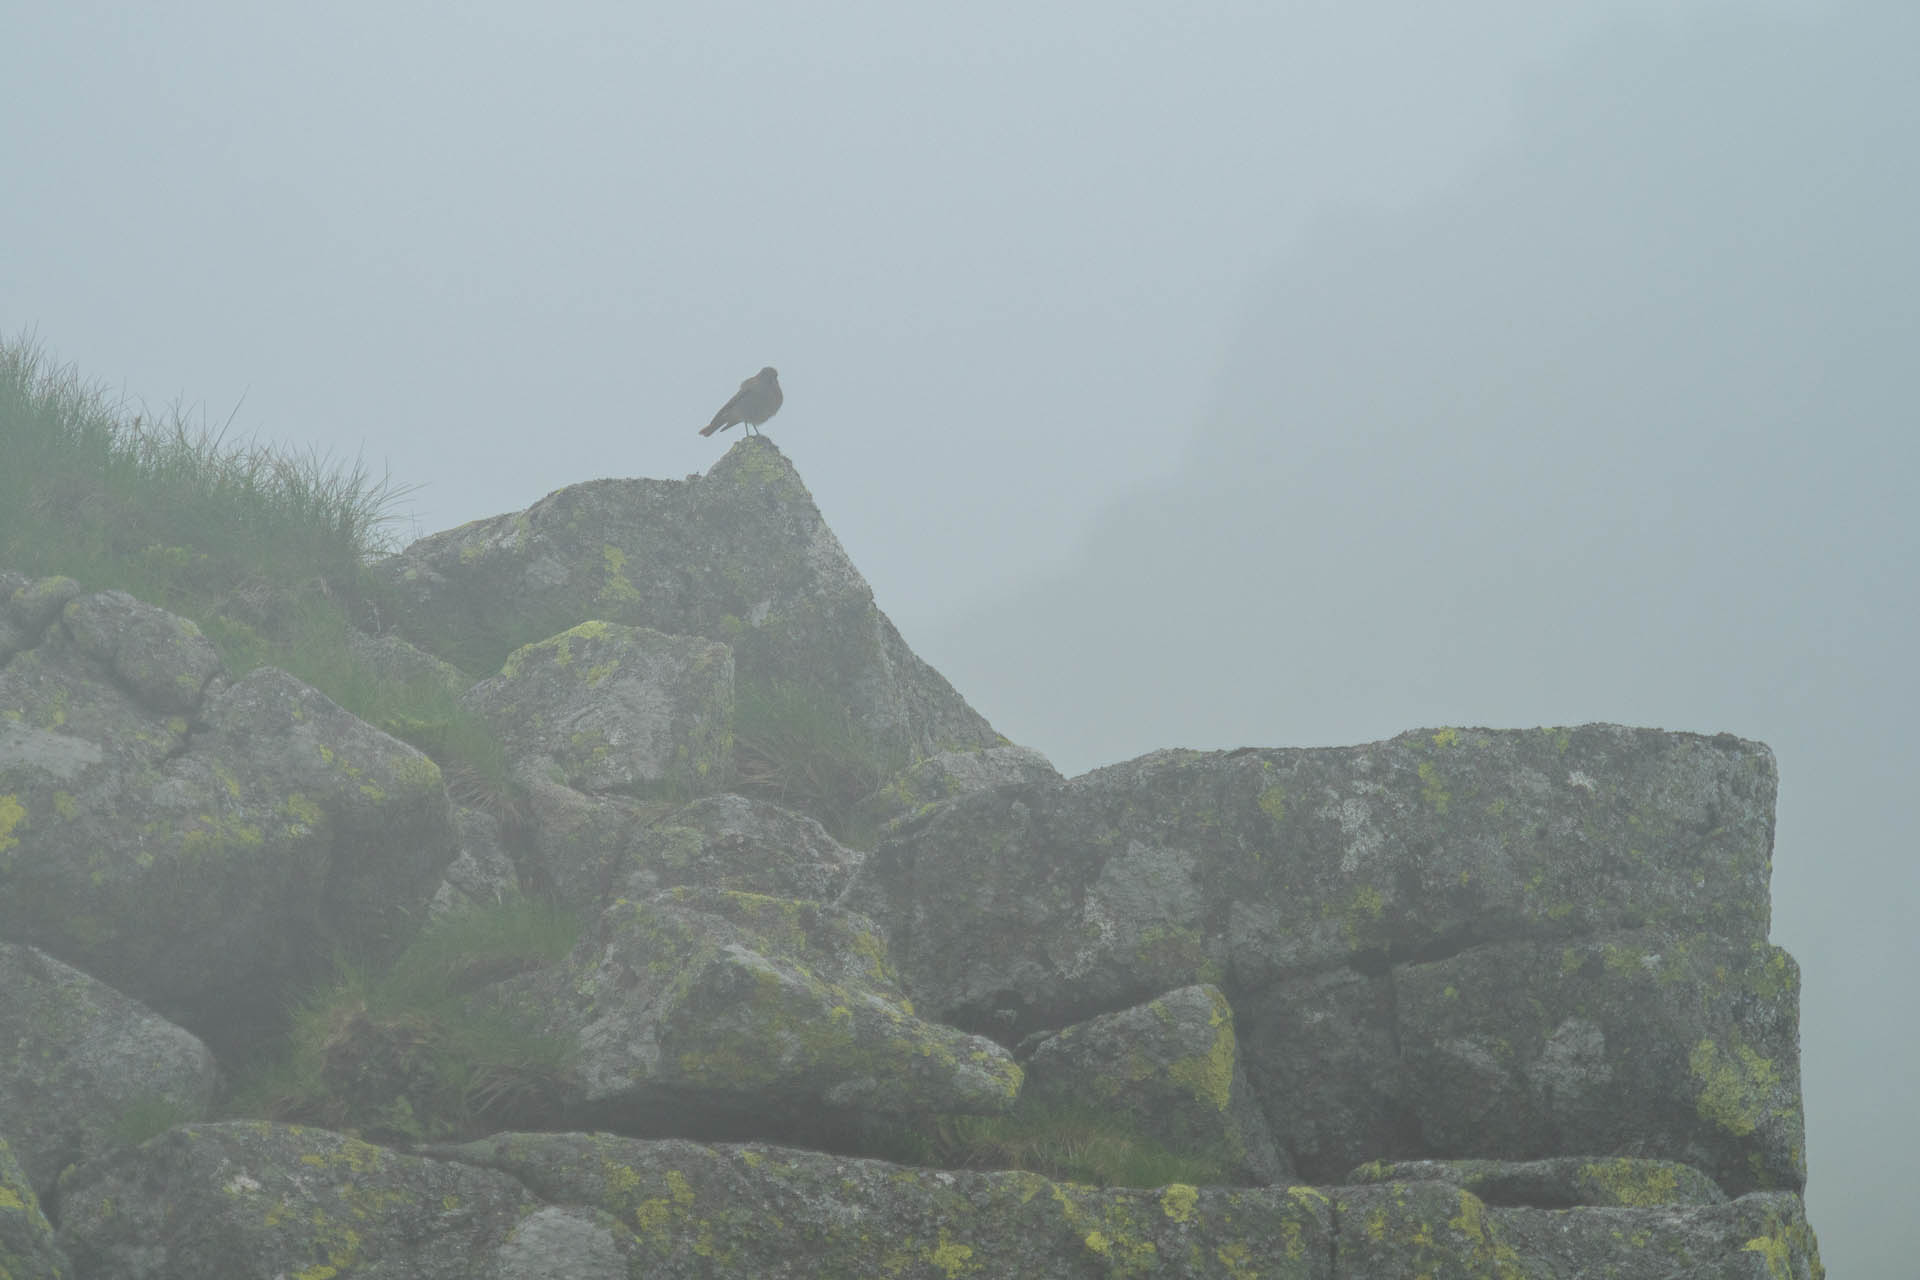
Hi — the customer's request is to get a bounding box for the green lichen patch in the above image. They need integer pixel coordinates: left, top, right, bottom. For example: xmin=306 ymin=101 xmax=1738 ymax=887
xmin=1690 ymin=1037 xmax=1783 ymax=1139
xmin=1334 ymin=1181 xmax=1529 ymax=1279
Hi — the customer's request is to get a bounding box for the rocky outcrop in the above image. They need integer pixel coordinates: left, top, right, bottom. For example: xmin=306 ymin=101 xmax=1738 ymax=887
xmin=370 ymin=440 xmax=1003 ymax=763
xmin=0 ymin=579 xmax=455 ymax=1054
xmin=0 ymin=439 xmax=1821 ymax=1276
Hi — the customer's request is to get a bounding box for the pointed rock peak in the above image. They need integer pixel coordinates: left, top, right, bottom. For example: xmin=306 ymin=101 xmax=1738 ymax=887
xmin=372 ymin=453 xmax=1002 ymax=777
xmin=704 ymin=434 xmax=813 ymax=503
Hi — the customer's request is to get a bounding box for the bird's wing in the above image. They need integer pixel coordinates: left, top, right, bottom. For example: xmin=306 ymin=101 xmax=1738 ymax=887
xmin=708 ymin=384 xmax=751 ymax=427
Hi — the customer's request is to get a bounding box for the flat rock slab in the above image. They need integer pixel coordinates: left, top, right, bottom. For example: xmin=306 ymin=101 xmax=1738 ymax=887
xmin=846 ymin=725 xmax=1776 ymax=1039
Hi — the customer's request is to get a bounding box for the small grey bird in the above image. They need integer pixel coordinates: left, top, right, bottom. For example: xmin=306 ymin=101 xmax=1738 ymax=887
xmin=700 ymin=367 xmax=783 ymax=437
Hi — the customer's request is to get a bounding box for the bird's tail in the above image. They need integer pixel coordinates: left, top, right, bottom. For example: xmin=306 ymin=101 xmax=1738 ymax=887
xmin=699 ymin=420 xmax=724 ymax=437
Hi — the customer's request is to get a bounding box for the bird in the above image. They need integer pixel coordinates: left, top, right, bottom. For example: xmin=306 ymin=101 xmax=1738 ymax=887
xmin=700 ymin=367 xmax=783 ymax=437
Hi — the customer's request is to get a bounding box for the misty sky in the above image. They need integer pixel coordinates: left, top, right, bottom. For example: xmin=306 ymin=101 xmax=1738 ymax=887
xmin=3 ymin=2 xmax=1911 ymax=1271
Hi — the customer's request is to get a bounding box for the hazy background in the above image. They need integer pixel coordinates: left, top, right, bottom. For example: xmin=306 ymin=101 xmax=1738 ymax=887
xmin=4 ymin=1 xmax=1911 ymax=1270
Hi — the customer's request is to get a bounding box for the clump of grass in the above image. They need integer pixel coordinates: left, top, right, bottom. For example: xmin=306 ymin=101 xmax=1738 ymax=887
xmin=875 ymin=1096 xmax=1231 ymax=1189
xmin=0 ymin=334 xmax=410 ymax=603
xmin=0 ymin=334 xmax=525 ymax=804
xmin=225 ymin=898 xmax=580 ymax=1143
xmin=733 ymin=676 xmax=907 ymax=839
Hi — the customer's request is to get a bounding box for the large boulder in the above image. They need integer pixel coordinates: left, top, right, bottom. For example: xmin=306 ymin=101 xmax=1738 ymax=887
xmin=371 ymin=440 xmax=1003 ymax=763
xmin=845 ymin=726 xmax=1778 ymax=1039
xmin=1023 ymin=984 xmax=1289 ymax=1185
xmin=0 ymin=943 xmax=218 ymax=1194
xmin=0 ymin=579 xmax=456 ymax=1052
xmin=490 ymin=887 xmax=1021 ymax=1140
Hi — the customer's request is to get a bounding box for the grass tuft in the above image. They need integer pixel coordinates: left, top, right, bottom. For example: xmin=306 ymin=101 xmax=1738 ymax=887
xmin=0 ymin=334 xmax=412 ymax=598
xmin=733 ymin=676 xmax=907 ymax=840
xmin=225 ymin=898 xmax=581 ymax=1142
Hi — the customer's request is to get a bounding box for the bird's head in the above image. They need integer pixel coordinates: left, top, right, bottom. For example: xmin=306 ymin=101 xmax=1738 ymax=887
xmin=759 ymin=367 xmax=779 ymax=381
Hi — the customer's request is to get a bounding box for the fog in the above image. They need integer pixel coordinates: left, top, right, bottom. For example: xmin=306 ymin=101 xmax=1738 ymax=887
xmin=3 ymin=2 xmax=1910 ymax=1271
